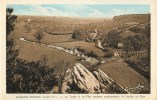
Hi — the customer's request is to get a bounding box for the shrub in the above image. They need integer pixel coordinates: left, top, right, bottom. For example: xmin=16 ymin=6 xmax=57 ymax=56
xmin=52 ymin=60 xmax=69 ymax=93
xmin=104 ymin=29 xmax=121 ymax=48
xmin=34 ymin=30 xmax=44 ymax=42
xmin=86 ymin=51 xmax=98 ymax=58
xmin=71 ymin=28 xmax=88 ymax=40
xmin=76 ymin=47 xmax=98 ymax=58
xmin=125 ymin=56 xmax=150 ymax=79
xmin=7 ymin=58 xmax=56 ymax=93
xmin=104 ymin=51 xmax=114 ymax=57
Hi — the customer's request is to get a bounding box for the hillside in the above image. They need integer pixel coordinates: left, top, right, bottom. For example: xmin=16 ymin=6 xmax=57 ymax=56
xmin=113 ymin=14 xmax=150 ymax=23
xmin=7 ymin=13 xmax=150 ymax=94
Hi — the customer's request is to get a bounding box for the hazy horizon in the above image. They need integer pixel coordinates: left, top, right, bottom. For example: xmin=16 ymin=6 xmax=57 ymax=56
xmin=7 ymin=4 xmax=150 ymax=18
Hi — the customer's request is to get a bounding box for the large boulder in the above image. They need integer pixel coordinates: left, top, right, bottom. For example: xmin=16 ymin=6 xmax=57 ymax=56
xmin=93 ymin=69 xmax=114 ymax=93
xmin=95 ymin=40 xmax=105 ymax=50
xmin=50 ymin=63 xmax=130 ymax=94
xmin=71 ymin=63 xmax=100 ymax=93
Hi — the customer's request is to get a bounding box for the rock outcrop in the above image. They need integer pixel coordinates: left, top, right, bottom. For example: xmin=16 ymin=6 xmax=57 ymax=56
xmin=93 ymin=69 xmax=113 ymax=85
xmin=95 ymin=40 xmax=105 ymax=50
xmin=93 ymin=69 xmax=130 ymax=94
xmin=70 ymin=63 xmax=130 ymax=94
xmin=50 ymin=63 xmax=130 ymax=94
xmin=71 ymin=63 xmax=100 ymax=93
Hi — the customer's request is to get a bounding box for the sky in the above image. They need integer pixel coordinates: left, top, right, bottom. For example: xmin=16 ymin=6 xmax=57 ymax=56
xmin=7 ymin=4 xmax=150 ymax=18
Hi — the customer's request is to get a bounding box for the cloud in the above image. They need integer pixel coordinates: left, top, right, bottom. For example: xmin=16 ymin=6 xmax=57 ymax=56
xmin=112 ymin=8 xmax=137 ymax=15
xmin=11 ymin=5 xmax=79 ymax=17
xmin=87 ymin=9 xmax=106 ymax=17
xmin=45 ymin=7 xmax=78 ymax=17
xmin=111 ymin=7 xmax=150 ymax=17
xmin=11 ymin=5 xmax=51 ymax=16
xmin=64 ymin=5 xmax=89 ymax=11
xmin=8 ymin=4 xmax=149 ymax=18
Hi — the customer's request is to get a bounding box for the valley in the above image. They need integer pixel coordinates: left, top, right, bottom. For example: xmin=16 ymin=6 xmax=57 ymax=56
xmin=7 ymin=12 xmax=150 ymax=94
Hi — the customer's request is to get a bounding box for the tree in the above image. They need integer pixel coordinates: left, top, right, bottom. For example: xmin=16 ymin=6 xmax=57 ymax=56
xmin=123 ymin=36 xmax=134 ymax=54
xmin=6 ymin=9 xmax=55 ymax=93
xmin=6 ymin=8 xmax=19 ymax=92
xmin=6 ymin=8 xmax=17 ymax=36
xmin=72 ymin=27 xmax=88 ymax=40
xmin=105 ymin=30 xmax=121 ymax=48
xmin=53 ymin=61 xmax=69 ymax=93
xmin=6 ymin=8 xmax=42 ymax=93
xmin=34 ymin=30 xmax=44 ymax=42
xmin=6 ymin=8 xmax=18 ymax=60
xmin=124 ymin=34 xmax=149 ymax=54
xmin=133 ymin=34 xmax=148 ymax=51
xmin=72 ymin=28 xmax=81 ymax=39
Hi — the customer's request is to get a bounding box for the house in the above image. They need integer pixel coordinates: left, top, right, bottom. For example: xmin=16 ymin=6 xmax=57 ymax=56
xmin=27 ymin=18 xmax=31 ymax=22
xmin=118 ymin=43 xmax=123 ymax=49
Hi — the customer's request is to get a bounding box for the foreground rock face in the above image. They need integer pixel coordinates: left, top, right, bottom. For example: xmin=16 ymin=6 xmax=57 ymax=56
xmin=70 ymin=63 xmax=130 ymax=94
xmin=93 ymin=69 xmax=130 ymax=93
xmin=51 ymin=63 xmax=130 ymax=94
xmin=71 ymin=63 xmax=100 ymax=93
xmin=93 ymin=69 xmax=113 ymax=85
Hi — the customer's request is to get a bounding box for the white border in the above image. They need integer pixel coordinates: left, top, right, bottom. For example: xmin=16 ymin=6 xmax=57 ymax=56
xmin=1 ymin=0 xmax=157 ymax=100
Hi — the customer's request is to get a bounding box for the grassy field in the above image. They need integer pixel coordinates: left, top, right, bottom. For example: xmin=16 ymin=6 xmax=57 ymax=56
xmin=98 ymin=60 xmax=149 ymax=89
xmin=23 ymin=30 xmax=73 ymax=44
xmin=11 ymin=21 xmax=73 ymax=44
xmin=16 ymin=40 xmax=79 ymax=66
xmin=10 ymin=18 xmax=105 ymax=67
xmin=54 ymin=41 xmax=105 ymax=57
xmin=17 ymin=15 xmax=111 ymax=34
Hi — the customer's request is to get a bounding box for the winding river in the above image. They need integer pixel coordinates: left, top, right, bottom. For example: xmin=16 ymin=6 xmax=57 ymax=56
xmin=19 ymin=37 xmax=114 ymax=65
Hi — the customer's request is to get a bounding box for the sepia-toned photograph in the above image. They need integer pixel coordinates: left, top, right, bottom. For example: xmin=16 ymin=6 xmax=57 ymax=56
xmin=6 ymin=4 xmax=150 ymax=94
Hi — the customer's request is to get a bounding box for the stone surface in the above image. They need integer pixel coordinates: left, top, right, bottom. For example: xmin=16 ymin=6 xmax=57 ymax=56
xmin=71 ymin=63 xmax=100 ymax=93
